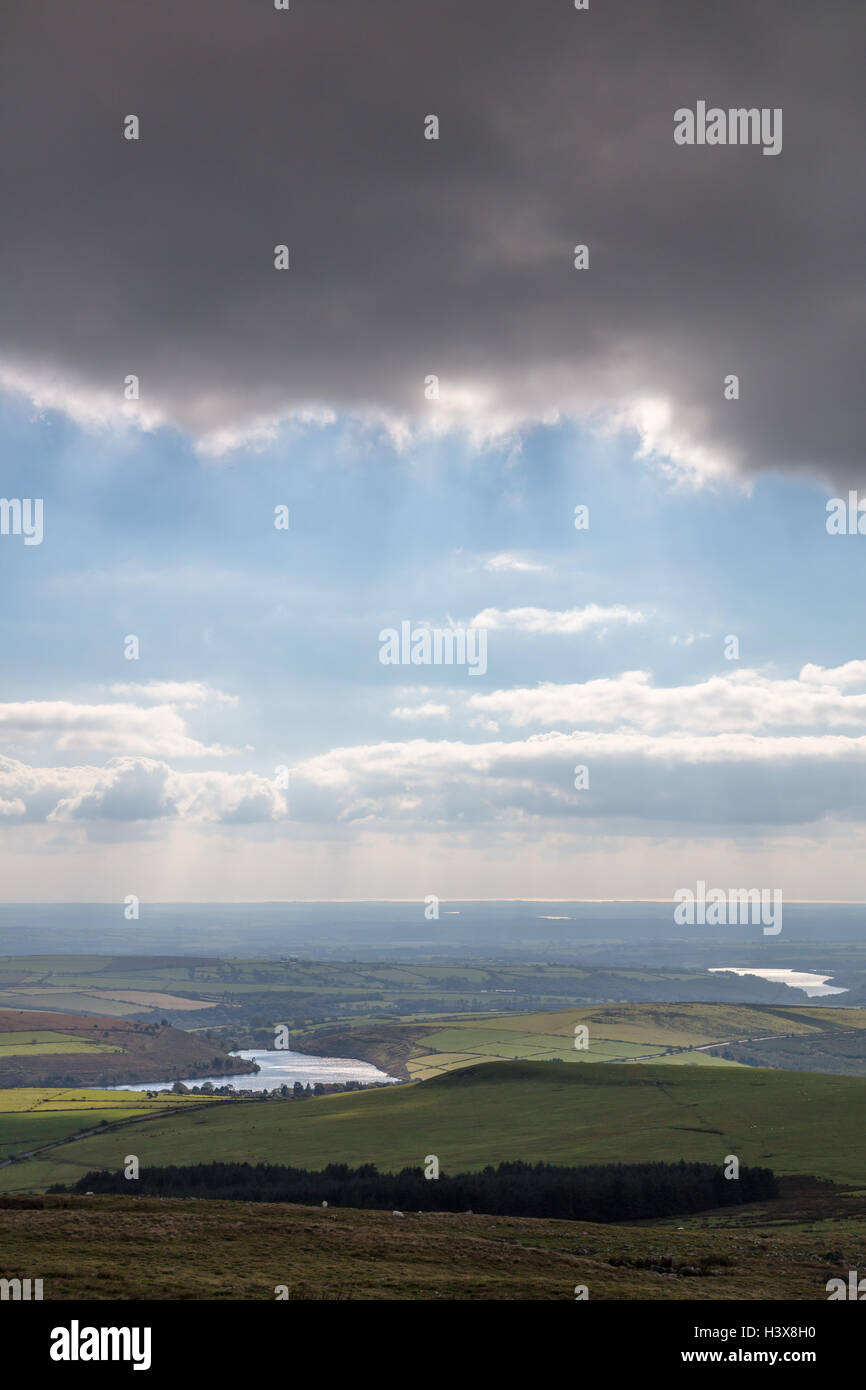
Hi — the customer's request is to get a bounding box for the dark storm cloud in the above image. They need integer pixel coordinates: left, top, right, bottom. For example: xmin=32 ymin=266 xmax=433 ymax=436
xmin=0 ymin=0 xmax=861 ymax=479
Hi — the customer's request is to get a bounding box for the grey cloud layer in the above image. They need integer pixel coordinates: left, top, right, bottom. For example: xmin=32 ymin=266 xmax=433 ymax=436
xmin=1 ymin=0 xmax=862 ymax=479
xmin=3 ymin=730 xmax=862 ymax=832
xmin=288 ymin=730 xmax=866 ymax=831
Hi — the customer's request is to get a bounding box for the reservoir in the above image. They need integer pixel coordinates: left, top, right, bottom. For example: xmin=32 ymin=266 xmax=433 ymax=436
xmin=110 ymin=1048 xmax=401 ymax=1092
xmin=708 ymin=967 xmax=847 ymax=997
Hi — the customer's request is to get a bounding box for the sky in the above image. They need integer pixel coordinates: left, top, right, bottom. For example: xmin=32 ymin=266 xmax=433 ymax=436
xmin=0 ymin=0 xmax=864 ymax=902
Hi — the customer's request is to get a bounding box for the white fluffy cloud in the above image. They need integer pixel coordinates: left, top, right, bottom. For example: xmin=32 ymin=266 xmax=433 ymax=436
xmin=0 ymin=755 xmax=285 ymax=825
xmin=470 ymin=605 xmax=647 ymax=635
xmin=467 ymin=665 xmax=866 ymax=733
xmin=0 ymin=700 xmax=235 ymax=758
xmin=798 ymin=661 xmax=866 ymax=689
xmin=0 ymin=681 xmax=277 ymax=823
xmin=4 ymin=662 xmax=866 ymax=832
xmin=0 ymin=682 xmax=242 ymax=758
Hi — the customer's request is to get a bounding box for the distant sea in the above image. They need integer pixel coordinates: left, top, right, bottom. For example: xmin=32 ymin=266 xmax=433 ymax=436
xmin=0 ymin=901 xmax=863 ymax=960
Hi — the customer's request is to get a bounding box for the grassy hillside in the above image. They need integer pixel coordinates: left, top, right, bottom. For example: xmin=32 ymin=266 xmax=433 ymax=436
xmin=298 ymin=1001 xmax=866 ymax=1079
xmin=0 ymin=1029 xmax=122 ymax=1056
xmin=0 ymin=1009 xmax=246 ymax=1087
xmin=0 ymin=1189 xmax=862 ymax=1300
xmin=5 ymin=1059 xmax=866 ymax=1192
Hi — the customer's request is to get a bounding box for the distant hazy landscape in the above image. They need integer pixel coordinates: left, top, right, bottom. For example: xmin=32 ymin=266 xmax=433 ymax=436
xmin=1 ymin=902 xmax=866 ymax=1301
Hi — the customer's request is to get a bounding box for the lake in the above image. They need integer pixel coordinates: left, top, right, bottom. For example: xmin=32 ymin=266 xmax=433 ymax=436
xmin=110 ymin=1048 xmax=401 ymax=1092
xmin=707 ymin=967 xmax=848 ymax=997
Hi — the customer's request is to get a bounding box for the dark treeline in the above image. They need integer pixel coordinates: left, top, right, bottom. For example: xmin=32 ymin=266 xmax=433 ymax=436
xmin=55 ymin=1158 xmax=778 ymax=1221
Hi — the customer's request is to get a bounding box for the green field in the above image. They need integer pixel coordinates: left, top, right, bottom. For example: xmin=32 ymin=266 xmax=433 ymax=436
xmin=0 ymin=1086 xmax=215 ymax=1113
xmin=0 ymin=1030 xmax=122 ymax=1057
xmin=5 ymin=1060 xmax=866 ymax=1192
xmin=0 ymin=1087 xmax=220 ymax=1161
xmin=298 ymin=1001 xmax=866 ymax=1079
xmin=1 ymin=951 xmax=848 ymax=1031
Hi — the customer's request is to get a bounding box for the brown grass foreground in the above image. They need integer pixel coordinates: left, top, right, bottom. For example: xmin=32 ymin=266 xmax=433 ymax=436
xmin=0 ymin=1192 xmax=863 ymax=1300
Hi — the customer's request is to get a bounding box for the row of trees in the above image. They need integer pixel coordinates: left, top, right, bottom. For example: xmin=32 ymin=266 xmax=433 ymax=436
xmin=169 ymin=1079 xmax=386 ymax=1098
xmin=58 ymin=1157 xmax=778 ymax=1221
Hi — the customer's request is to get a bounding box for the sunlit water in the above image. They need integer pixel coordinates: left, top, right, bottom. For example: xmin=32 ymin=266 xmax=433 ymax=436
xmin=708 ymin=967 xmax=847 ymax=997
xmin=109 ymin=1048 xmax=401 ymax=1092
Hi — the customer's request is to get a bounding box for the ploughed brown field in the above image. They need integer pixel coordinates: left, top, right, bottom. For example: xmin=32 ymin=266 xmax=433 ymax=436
xmin=0 ymin=1010 xmax=247 ymax=1087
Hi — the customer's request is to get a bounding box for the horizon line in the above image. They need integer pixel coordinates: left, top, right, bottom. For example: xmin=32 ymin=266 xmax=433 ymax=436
xmin=0 ymin=898 xmax=865 ymax=907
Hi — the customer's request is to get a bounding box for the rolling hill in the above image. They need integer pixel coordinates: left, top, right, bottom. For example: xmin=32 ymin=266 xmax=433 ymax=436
xmin=298 ymin=1000 xmax=866 ymax=1078
xmin=0 ymin=1009 xmax=247 ymax=1087
xmin=4 ymin=1058 xmax=866 ymax=1192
